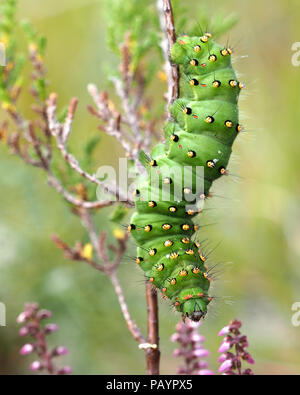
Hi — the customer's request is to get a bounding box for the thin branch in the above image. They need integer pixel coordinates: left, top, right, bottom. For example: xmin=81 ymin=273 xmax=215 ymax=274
xmin=79 ymin=209 xmax=107 ymax=262
xmin=47 ymin=173 xmax=113 ymax=209
xmin=87 ymin=83 xmax=145 ymax=175
xmin=78 ymin=208 xmax=146 ymax=345
xmin=110 ymin=273 xmax=146 ymax=344
xmin=47 ymin=93 xmax=131 ymax=204
xmin=51 ymin=234 xmax=105 ymax=273
xmin=87 ymin=85 xmax=136 ymax=155
xmin=158 ymin=0 xmax=180 ymax=114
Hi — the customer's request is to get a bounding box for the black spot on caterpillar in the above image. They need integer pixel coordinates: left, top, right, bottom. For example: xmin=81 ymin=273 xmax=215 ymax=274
xmin=129 ymin=33 xmax=243 ymax=321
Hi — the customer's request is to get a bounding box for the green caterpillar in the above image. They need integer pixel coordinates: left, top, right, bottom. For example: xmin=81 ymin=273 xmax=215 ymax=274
xmin=129 ymin=32 xmax=243 ymax=321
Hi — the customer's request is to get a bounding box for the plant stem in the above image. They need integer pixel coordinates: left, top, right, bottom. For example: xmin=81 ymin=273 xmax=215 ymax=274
xmin=110 ymin=273 xmax=146 ymax=344
xmin=159 ymin=0 xmax=180 ymax=112
xmin=145 ymin=282 xmax=160 ymax=375
xmin=33 ymin=318 xmax=55 ymax=374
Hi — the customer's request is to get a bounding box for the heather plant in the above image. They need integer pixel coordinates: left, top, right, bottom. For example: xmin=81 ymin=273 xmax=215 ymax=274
xmin=171 ymin=318 xmax=254 ymax=375
xmin=17 ymin=303 xmax=71 ymax=375
xmin=217 ymin=319 xmax=254 ymax=375
xmin=171 ymin=319 xmax=214 ymax=375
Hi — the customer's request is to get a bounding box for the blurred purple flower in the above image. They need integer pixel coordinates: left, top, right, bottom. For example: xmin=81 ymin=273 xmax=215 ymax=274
xmin=217 ymin=319 xmax=255 ymax=375
xmin=171 ymin=319 xmax=214 ymax=375
xmin=17 ymin=302 xmax=71 ymax=375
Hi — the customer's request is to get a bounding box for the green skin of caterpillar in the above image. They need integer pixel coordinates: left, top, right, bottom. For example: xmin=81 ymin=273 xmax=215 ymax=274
xmin=129 ymin=34 xmax=241 ymax=321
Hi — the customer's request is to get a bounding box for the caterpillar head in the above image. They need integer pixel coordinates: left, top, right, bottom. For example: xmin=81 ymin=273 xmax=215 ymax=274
xmin=182 ymin=298 xmax=208 ymax=322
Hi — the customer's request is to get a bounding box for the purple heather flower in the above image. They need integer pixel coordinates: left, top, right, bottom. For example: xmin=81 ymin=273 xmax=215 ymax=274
xmin=171 ymin=319 xmax=214 ymax=375
xmin=217 ymin=319 xmax=254 ymax=375
xmin=17 ymin=303 xmax=71 ymax=375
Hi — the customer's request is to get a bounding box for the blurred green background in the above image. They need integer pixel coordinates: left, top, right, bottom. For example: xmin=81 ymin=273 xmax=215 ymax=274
xmin=1 ymin=0 xmax=300 ymax=374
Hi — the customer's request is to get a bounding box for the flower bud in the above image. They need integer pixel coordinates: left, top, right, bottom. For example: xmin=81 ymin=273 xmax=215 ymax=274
xmin=20 ymin=343 xmax=34 ymax=355
xmin=218 ymin=353 xmax=227 ymax=363
xmin=188 ymin=320 xmax=201 ymax=329
xmin=57 ymin=366 xmax=72 ymax=375
xmin=19 ymin=326 xmax=29 ymax=337
xmin=190 ymin=333 xmax=205 ymax=343
xmin=239 ymin=335 xmax=249 ymax=348
xmin=230 ymin=319 xmax=241 ymax=330
xmin=44 ymin=324 xmax=58 ymax=334
xmin=218 ymin=326 xmax=230 ymax=336
xmin=193 ymin=361 xmax=208 ymax=369
xmin=243 ymin=368 xmax=254 ymax=375
xmin=52 ymin=346 xmax=68 ymax=356
xmin=36 ymin=309 xmax=52 ymax=320
xmin=175 ymin=322 xmax=184 ymax=332
xmin=30 ymin=361 xmax=44 ymax=371
xmin=170 ymin=333 xmax=180 ymax=343
xmin=218 ymin=359 xmax=233 ymax=373
xmin=218 ymin=341 xmax=231 ymax=353
xmin=17 ymin=312 xmax=29 ymax=324
xmin=242 ymin=352 xmax=255 ymax=364
xmin=192 ymin=348 xmax=210 ymax=358
xmin=25 ymin=303 xmax=38 ymax=312
xmin=173 ymin=348 xmax=182 ymax=357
